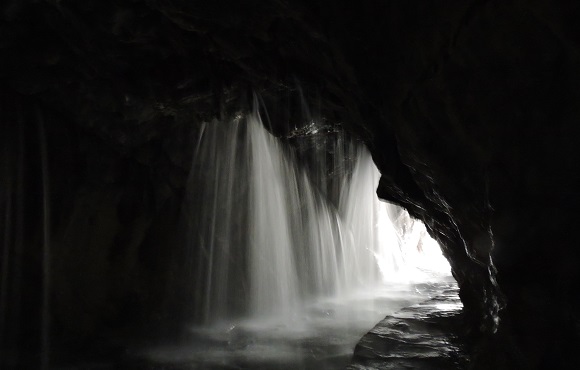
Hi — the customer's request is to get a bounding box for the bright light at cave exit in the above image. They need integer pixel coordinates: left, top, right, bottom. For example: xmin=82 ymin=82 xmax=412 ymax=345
xmin=189 ymin=111 xmax=453 ymax=327
xmin=342 ymin=146 xmax=452 ymax=284
xmin=362 ymin=153 xmax=452 ymax=284
xmin=339 ymin=143 xmax=451 ymax=289
xmin=375 ymin=201 xmax=451 ymax=282
xmin=141 ymin=111 xmax=456 ymax=370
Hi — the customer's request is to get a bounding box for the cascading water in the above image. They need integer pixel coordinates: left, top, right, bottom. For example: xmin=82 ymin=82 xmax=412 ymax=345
xmin=247 ymin=114 xmax=301 ymax=319
xmin=151 ymin=108 xmax=453 ymax=369
xmin=339 ymin=149 xmax=451 ymax=284
xmin=184 ymin=109 xmax=449 ymax=322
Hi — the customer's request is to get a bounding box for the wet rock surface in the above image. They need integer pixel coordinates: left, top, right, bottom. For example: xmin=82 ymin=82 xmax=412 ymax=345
xmin=2 ymin=1 xmax=580 ymax=369
xmin=54 ymin=283 xmax=449 ymax=370
xmin=349 ymin=281 xmax=467 ymax=370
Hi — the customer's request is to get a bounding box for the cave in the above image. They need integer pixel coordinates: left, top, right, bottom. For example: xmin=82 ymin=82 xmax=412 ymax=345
xmin=1 ymin=1 xmax=580 ymax=369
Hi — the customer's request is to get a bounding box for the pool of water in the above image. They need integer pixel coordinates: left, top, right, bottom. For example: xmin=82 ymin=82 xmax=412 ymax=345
xmin=132 ymin=279 xmax=455 ymax=370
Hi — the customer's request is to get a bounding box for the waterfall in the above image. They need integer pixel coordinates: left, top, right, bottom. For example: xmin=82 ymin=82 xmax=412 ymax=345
xmin=247 ymin=114 xmax=301 ymax=319
xmin=185 ymin=110 xmax=448 ymax=325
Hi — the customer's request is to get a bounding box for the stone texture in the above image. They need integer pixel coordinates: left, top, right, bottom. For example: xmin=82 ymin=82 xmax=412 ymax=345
xmin=349 ymin=281 xmax=467 ymax=370
xmin=1 ymin=0 xmax=580 ymax=369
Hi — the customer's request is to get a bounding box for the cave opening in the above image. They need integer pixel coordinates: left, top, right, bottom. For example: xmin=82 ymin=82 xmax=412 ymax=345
xmin=138 ymin=108 xmax=456 ymax=369
xmin=0 ymin=100 xmax=460 ymax=370
xmin=4 ymin=1 xmax=580 ymax=368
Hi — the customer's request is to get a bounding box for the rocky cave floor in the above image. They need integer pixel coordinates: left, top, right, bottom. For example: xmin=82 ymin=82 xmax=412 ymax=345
xmin=48 ymin=279 xmax=466 ymax=370
xmin=348 ymin=284 xmax=468 ymax=370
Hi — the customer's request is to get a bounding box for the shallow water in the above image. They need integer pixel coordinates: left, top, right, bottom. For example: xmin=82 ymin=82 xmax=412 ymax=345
xmin=47 ymin=112 xmax=456 ymax=370
xmin=134 ymin=279 xmax=454 ymax=370
xmin=349 ymin=279 xmax=466 ymax=370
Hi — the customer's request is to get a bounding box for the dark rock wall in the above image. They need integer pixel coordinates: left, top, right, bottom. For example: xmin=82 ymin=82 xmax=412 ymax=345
xmin=317 ymin=2 xmax=580 ymax=368
xmin=1 ymin=1 xmax=580 ymax=369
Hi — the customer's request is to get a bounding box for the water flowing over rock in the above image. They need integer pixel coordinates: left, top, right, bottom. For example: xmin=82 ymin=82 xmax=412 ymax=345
xmin=183 ymin=110 xmax=448 ymax=326
xmin=2 ymin=0 xmax=580 ymax=368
